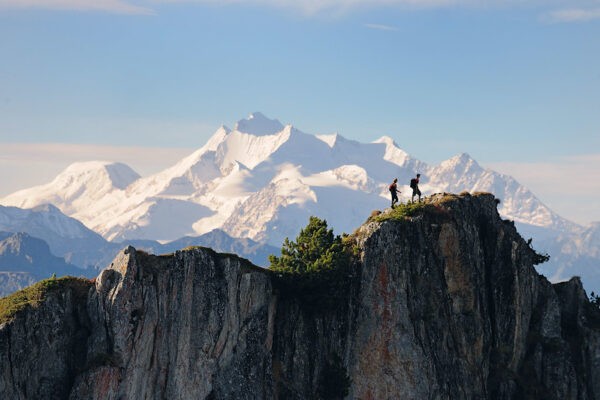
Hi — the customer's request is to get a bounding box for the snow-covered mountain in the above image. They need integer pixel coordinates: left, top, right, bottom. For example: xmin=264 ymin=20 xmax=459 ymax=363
xmin=4 ymin=161 xmax=140 ymax=217
xmin=0 ymin=204 xmax=109 ymax=268
xmin=1 ymin=112 xmax=597 ymax=291
xmin=0 ymin=112 xmax=563 ymax=241
xmin=0 ymin=202 xmax=280 ymax=273
xmin=0 ymin=202 xmax=284 ymax=295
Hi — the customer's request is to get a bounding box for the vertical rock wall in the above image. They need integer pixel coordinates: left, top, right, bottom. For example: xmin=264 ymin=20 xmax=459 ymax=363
xmin=71 ymin=247 xmax=274 ymax=399
xmin=0 ymin=193 xmax=598 ymax=399
xmin=0 ymin=280 xmax=91 ymax=400
xmin=268 ymin=193 xmax=600 ymax=399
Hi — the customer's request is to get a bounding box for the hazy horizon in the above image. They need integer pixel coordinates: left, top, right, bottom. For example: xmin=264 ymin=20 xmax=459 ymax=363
xmin=1 ymin=1 xmax=598 ymax=224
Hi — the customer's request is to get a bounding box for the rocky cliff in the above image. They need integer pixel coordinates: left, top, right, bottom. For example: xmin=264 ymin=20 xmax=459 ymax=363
xmin=1 ymin=193 xmax=599 ymax=399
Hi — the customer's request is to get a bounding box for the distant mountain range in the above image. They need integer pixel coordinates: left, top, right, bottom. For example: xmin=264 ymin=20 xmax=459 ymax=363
xmin=0 ymin=112 xmax=598 ymax=293
xmin=0 ymin=205 xmax=278 ymax=295
xmin=0 ymin=204 xmax=109 ymax=269
xmin=0 ymin=232 xmax=86 ymax=297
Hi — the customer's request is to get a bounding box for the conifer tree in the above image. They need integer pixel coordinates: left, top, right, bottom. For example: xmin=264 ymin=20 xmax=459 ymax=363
xmin=269 ymin=216 xmax=346 ymax=273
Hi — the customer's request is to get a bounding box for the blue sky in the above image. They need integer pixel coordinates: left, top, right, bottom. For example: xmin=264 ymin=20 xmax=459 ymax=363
xmin=0 ymin=0 xmax=599 ymax=224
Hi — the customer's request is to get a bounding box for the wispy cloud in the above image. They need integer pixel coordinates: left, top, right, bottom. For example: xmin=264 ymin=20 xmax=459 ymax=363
xmin=0 ymin=0 xmax=155 ymax=15
xmin=161 ymin=0 xmax=460 ymax=15
xmin=2 ymin=0 xmax=599 ymax=18
xmin=158 ymin=0 xmax=600 ymax=15
xmin=364 ymin=23 xmax=399 ymax=31
xmin=544 ymin=7 xmax=600 ymax=23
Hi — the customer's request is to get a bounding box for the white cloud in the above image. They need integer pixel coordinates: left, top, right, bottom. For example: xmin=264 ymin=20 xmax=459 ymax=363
xmin=487 ymin=154 xmax=600 ymax=225
xmin=0 ymin=143 xmax=192 ymax=196
xmin=159 ymin=0 xmax=463 ymax=15
xmin=544 ymin=7 xmax=600 ymax=22
xmin=364 ymin=23 xmax=399 ymax=31
xmin=0 ymin=0 xmax=155 ymax=15
xmin=156 ymin=0 xmax=600 ymax=15
xmin=1 ymin=0 xmax=598 ymax=17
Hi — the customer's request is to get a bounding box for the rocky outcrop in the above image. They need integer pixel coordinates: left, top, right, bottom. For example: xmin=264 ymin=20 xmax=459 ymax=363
xmin=0 ymin=278 xmax=91 ymax=399
xmin=272 ymin=193 xmax=600 ymax=399
xmin=71 ymin=248 xmax=274 ymax=400
xmin=0 ymin=193 xmax=599 ymax=399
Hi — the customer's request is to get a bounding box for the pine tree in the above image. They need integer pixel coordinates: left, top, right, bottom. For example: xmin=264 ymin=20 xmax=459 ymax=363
xmin=269 ymin=216 xmax=346 ymax=273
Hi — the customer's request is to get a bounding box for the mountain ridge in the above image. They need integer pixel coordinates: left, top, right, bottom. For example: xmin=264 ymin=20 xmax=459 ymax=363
xmin=0 ymin=203 xmax=277 ymax=269
xmin=0 ymin=232 xmax=85 ymax=296
xmin=0 ymin=202 xmax=282 ymax=295
xmin=0 ymin=112 xmax=597 ymax=291
xmin=1 ymin=193 xmax=598 ymax=399
xmin=0 ymin=113 xmax=572 ymax=239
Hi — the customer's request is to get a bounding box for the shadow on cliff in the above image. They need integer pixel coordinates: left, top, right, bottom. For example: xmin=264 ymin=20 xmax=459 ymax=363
xmin=1 ymin=192 xmax=599 ymax=400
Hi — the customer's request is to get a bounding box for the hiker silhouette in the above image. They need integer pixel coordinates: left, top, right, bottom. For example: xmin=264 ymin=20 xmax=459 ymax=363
xmin=389 ymin=178 xmax=400 ymax=208
xmin=410 ymin=174 xmax=422 ymax=202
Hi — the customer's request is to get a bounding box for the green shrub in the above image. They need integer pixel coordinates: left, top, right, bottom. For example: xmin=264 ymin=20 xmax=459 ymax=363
xmin=532 ymin=251 xmax=550 ymax=265
xmin=526 ymin=238 xmax=551 ymax=265
xmin=268 ymin=217 xmax=355 ymax=311
xmin=269 ymin=216 xmax=348 ymax=274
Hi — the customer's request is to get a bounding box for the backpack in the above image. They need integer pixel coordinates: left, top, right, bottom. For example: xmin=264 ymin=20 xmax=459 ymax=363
xmin=410 ymin=178 xmax=417 ymax=189
xmin=389 ymin=184 xmax=395 ymax=192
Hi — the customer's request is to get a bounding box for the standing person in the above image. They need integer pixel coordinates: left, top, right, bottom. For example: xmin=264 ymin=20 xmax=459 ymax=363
xmin=410 ymin=174 xmax=422 ymax=203
xmin=389 ymin=178 xmax=400 ymax=208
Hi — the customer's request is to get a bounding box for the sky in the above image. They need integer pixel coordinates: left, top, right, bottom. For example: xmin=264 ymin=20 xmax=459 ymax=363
xmin=0 ymin=0 xmax=599 ymax=225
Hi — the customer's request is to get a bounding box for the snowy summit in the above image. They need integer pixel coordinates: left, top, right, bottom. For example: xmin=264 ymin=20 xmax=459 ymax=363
xmin=0 ymin=113 xmax=569 ymax=244
xmin=0 ymin=112 xmax=594 ymax=289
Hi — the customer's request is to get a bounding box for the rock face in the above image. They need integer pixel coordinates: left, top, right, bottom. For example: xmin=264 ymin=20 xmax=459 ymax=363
xmin=1 ymin=193 xmax=599 ymax=399
xmin=72 ymin=248 xmax=274 ymax=400
xmin=0 ymin=279 xmax=91 ymax=399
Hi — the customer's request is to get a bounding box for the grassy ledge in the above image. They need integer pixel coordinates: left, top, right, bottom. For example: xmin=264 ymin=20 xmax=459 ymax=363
xmin=371 ymin=192 xmax=493 ymax=223
xmin=372 ymin=198 xmax=449 ymax=222
xmin=0 ymin=276 xmax=92 ymax=325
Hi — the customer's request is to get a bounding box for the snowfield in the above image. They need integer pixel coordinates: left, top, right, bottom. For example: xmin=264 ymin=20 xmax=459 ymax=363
xmin=1 ymin=112 xmax=598 ymax=290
